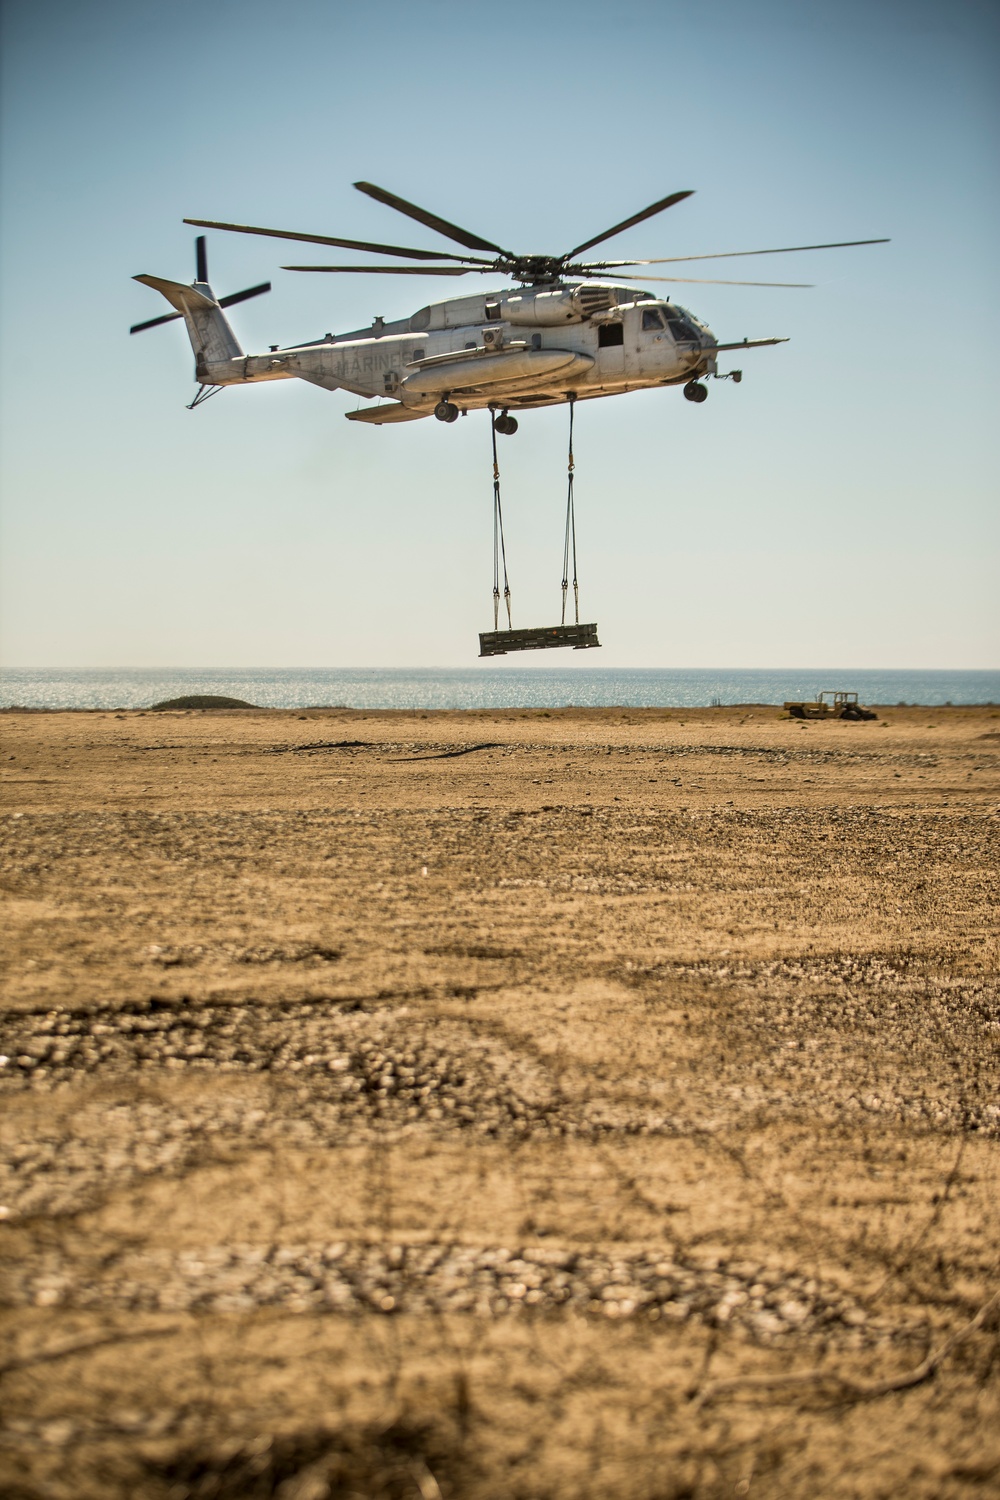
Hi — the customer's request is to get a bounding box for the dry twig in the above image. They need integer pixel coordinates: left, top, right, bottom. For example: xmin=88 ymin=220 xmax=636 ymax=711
xmin=695 ymin=1288 xmax=999 ymax=1408
xmin=0 ymin=1324 xmax=180 ymax=1379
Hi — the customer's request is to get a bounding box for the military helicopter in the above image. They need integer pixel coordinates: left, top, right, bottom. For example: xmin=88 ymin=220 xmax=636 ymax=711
xmin=131 ymin=180 xmax=887 ymax=427
xmin=131 ymin=183 xmax=887 ymax=653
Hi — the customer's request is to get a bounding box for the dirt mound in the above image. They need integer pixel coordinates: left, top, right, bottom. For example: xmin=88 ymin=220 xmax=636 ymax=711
xmin=150 ymin=694 xmax=256 ymax=710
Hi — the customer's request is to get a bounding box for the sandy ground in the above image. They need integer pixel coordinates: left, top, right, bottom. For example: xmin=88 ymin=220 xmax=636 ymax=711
xmin=1 ymin=703 xmax=998 ymax=1499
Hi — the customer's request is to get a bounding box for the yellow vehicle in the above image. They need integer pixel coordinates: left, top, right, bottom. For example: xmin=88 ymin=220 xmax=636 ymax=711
xmin=783 ymin=691 xmax=878 ymax=720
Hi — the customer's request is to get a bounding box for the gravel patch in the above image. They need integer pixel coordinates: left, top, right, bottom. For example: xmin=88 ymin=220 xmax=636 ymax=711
xmin=625 ymin=953 xmax=1000 ymax=1138
xmin=0 ymin=1001 xmax=693 ymax=1221
xmin=4 ymin=954 xmax=995 ymax=1228
xmin=9 ymin=1241 xmax=914 ymax=1348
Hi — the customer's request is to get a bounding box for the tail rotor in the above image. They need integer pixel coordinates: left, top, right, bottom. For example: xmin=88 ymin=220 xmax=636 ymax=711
xmin=130 ymin=236 xmax=271 ymax=335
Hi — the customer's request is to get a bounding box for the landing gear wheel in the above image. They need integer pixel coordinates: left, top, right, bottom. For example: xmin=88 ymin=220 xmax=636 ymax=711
xmin=683 ymin=381 xmax=708 ymax=404
xmin=493 ymin=413 xmax=519 ymax=436
xmin=434 ymin=400 xmax=460 ymax=423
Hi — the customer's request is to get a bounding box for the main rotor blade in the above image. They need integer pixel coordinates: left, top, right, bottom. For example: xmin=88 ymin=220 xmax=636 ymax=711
xmin=282 ymin=264 xmax=477 ymax=275
xmin=563 ymin=190 xmax=695 ymax=260
xmin=614 ymin=274 xmax=813 ymax=286
xmin=218 ymin=281 xmax=271 ymax=308
xmin=130 ymin=310 xmax=183 ymax=334
xmin=595 ymin=237 xmax=890 ymax=266
xmin=354 ymin=181 xmax=514 ymax=258
xmin=184 ymin=218 xmax=491 ymax=264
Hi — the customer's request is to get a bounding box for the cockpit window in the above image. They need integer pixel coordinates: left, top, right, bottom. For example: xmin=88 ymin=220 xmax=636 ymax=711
xmin=642 ymin=308 xmax=665 ymax=330
xmin=664 ymin=307 xmax=699 ymax=343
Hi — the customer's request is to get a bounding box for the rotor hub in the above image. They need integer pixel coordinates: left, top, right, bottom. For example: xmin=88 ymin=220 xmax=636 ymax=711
xmin=507 ymin=256 xmax=565 ymax=285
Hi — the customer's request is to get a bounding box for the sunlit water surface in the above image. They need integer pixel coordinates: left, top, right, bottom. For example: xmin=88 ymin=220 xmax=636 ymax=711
xmin=2 ymin=667 xmax=997 ymax=711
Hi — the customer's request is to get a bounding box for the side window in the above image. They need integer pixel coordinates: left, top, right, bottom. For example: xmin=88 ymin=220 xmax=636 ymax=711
xmin=642 ymin=308 xmax=665 ymax=331
xmin=598 ymin=322 xmax=625 ymax=348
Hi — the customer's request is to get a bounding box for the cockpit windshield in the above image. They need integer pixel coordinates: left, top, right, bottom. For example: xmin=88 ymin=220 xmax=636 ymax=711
xmin=662 ymin=304 xmax=701 ymax=344
xmin=639 ymin=302 xmax=702 ymax=342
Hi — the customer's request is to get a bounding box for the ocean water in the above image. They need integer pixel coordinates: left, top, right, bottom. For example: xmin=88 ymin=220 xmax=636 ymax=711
xmin=1 ymin=667 xmax=997 ymax=711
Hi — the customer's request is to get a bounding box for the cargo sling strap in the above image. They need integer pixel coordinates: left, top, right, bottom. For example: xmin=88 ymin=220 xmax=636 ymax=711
xmin=479 ymin=401 xmax=601 ymax=658
xmin=561 ymin=397 xmax=579 ymax=627
xmin=491 ymin=417 xmax=513 ymax=631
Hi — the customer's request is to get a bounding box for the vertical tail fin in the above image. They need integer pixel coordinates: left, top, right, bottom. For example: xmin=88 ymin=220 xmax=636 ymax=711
xmin=131 ymin=239 xmax=271 ymax=383
xmin=132 ymin=274 xmax=244 ymax=378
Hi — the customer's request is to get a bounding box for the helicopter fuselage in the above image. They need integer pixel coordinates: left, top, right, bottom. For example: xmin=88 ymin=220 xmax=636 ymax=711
xmin=201 ymin=282 xmax=728 ymax=420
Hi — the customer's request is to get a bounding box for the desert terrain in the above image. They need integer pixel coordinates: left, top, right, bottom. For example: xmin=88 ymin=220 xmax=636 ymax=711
xmin=1 ymin=702 xmax=998 ymax=1499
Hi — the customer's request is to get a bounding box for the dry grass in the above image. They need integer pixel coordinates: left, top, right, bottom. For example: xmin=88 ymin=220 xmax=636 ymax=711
xmin=1 ymin=704 xmax=998 ymax=1498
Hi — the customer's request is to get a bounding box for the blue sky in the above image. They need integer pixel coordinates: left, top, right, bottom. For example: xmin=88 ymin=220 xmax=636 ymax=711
xmin=1 ymin=0 xmax=997 ymax=669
